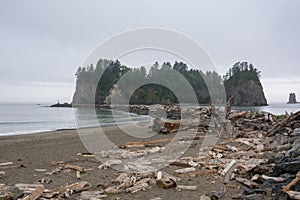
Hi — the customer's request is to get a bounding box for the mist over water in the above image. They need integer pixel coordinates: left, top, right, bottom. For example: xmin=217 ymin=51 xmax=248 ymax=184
xmin=0 ymin=103 xmax=299 ymax=136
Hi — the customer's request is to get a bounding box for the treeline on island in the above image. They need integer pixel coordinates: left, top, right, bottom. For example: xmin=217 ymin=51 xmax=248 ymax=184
xmin=72 ymin=59 xmax=267 ymax=106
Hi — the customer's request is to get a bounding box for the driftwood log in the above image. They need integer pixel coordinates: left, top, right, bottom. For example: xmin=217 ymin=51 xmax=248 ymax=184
xmin=268 ymin=111 xmax=300 ymax=136
xmin=282 ymin=172 xmax=300 ymax=192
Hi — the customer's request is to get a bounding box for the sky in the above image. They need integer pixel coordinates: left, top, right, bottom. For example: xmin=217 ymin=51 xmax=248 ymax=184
xmin=0 ymin=0 xmax=299 ymax=103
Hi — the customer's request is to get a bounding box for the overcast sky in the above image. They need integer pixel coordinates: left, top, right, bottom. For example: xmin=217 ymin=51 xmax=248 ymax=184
xmin=0 ymin=0 xmax=299 ymax=103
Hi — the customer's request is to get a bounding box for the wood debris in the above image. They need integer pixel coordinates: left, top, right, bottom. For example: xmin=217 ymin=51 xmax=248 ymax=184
xmin=0 ymin=191 xmax=13 ymax=200
xmin=174 ymin=167 xmax=196 ymax=175
xmin=176 ymin=185 xmax=197 ymax=191
xmin=287 ymin=190 xmax=300 ymax=200
xmin=235 ymin=177 xmax=259 ymax=188
xmin=98 ymin=159 xmax=122 ymax=169
xmin=27 ymin=185 xmax=44 ymax=200
xmin=282 ymin=172 xmax=300 ymax=192
xmin=0 ymin=162 xmax=14 ymax=167
xmin=80 ymin=191 xmax=107 ymax=200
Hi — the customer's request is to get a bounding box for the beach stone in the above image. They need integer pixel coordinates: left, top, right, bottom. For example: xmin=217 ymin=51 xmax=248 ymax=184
xmin=0 ymin=191 xmax=13 ymax=200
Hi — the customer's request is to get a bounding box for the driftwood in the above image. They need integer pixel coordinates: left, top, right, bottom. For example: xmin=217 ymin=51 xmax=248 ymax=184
xmin=170 ymin=160 xmax=199 ymax=168
xmin=170 ymin=161 xmax=191 ymax=168
xmin=125 ymin=182 xmax=149 ymax=193
xmin=119 ymin=138 xmax=172 ymax=148
xmin=28 ymin=185 xmax=44 ymax=200
xmin=176 ymin=185 xmax=197 ymax=191
xmin=213 ymin=145 xmax=229 ymax=152
xmin=228 ymin=111 xmax=248 ymax=120
xmin=235 ymin=177 xmax=259 ymax=188
xmin=15 ymin=184 xmax=45 ymax=193
xmin=226 ymin=145 xmax=238 ymax=152
xmin=176 ymin=169 xmax=218 ymax=177
xmin=43 ymin=181 xmax=91 ymax=198
xmin=220 ymin=160 xmax=236 ymax=176
xmin=65 ymin=164 xmax=85 ymax=173
xmin=282 ymin=172 xmax=300 ymax=192
xmin=34 ymin=169 xmax=47 ymax=172
xmin=46 ymin=166 xmax=64 ymax=175
xmin=225 ymin=95 xmax=235 ymax=118
xmin=104 ymin=187 xmax=120 ymax=194
xmin=0 ymin=162 xmax=14 ymax=167
xmin=287 ymin=191 xmax=300 ymax=200
xmin=222 ymin=160 xmax=237 ymax=184
xmin=237 ymin=159 xmax=267 ymax=174
xmin=77 ymin=152 xmax=95 ymax=157
xmin=80 ymin=191 xmax=107 ymax=200
xmin=174 ymin=167 xmax=196 ymax=175
xmin=0 ymin=191 xmax=13 ymax=200
xmin=268 ymin=111 xmax=300 ymax=136
xmin=261 ymin=175 xmax=285 ymax=182
xmin=98 ymin=159 xmax=122 ymax=169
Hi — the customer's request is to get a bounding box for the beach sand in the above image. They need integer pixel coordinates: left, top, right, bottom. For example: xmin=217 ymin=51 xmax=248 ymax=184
xmin=0 ymin=124 xmax=240 ymax=200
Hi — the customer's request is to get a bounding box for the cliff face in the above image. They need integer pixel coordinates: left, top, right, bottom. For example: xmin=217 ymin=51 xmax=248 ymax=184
xmin=72 ymin=81 xmax=96 ymax=105
xmin=225 ymin=79 xmax=267 ymax=106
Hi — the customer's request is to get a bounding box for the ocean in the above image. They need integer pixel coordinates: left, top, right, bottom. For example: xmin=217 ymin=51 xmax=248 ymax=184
xmin=0 ymin=103 xmax=299 ymax=136
xmin=0 ymin=103 xmax=150 ymax=136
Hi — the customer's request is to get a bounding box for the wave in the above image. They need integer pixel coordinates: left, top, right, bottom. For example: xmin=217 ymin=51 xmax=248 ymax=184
xmin=0 ymin=120 xmax=50 ymax=125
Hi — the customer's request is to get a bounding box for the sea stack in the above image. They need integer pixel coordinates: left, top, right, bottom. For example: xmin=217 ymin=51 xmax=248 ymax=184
xmin=224 ymin=62 xmax=268 ymax=106
xmin=288 ymin=93 xmax=298 ymax=104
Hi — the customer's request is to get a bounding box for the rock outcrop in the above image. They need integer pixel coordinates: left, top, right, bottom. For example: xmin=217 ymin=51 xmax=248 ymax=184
xmin=225 ymin=80 xmax=268 ymax=106
xmin=224 ymin=62 xmax=268 ymax=106
xmin=288 ymin=93 xmax=298 ymax=104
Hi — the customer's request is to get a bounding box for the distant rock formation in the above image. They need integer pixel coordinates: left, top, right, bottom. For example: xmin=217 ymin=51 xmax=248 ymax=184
xmin=50 ymin=102 xmax=72 ymax=107
xmin=288 ymin=93 xmax=298 ymax=104
xmin=72 ymin=59 xmax=268 ymax=107
xmin=224 ymin=62 xmax=268 ymax=106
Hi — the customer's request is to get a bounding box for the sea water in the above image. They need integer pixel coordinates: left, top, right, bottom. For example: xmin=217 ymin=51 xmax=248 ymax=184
xmin=0 ymin=103 xmax=150 ymax=136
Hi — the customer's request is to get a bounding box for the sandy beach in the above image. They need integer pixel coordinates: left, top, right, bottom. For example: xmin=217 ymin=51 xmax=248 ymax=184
xmin=0 ymin=124 xmax=240 ymax=200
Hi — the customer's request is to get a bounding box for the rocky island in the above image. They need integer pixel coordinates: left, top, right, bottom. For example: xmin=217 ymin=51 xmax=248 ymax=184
xmin=72 ymin=59 xmax=267 ymax=107
xmin=288 ymin=93 xmax=298 ymax=104
xmin=224 ymin=62 xmax=268 ymax=106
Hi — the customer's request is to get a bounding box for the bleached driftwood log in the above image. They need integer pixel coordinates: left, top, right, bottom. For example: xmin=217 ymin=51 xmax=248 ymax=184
xmin=27 ymin=185 xmax=44 ymax=200
xmin=80 ymin=191 xmax=107 ymax=200
xmin=176 ymin=185 xmax=197 ymax=191
xmin=174 ymin=167 xmax=196 ymax=175
xmin=235 ymin=177 xmax=259 ymax=188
